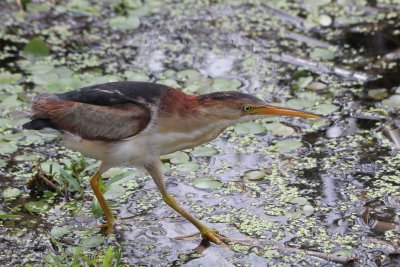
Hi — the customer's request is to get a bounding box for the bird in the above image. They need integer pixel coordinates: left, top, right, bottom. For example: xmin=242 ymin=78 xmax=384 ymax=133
xmin=23 ymin=81 xmax=319 ymax=246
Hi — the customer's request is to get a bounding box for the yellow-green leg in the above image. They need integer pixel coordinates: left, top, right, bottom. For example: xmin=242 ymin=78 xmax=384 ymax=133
xmin=161 ymin=191 xmax=229 ymax=246
xmin=90 ymin=170 xmax=116 ymax=235
xmin=146 ymin=159 xmax=230 ymax=246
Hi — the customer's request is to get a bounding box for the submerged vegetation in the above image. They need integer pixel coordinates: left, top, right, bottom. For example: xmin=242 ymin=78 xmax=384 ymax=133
xmin=0 ymin=0 xmax=400 ymax=266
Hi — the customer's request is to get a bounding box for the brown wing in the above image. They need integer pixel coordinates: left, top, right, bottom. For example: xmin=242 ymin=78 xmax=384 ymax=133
xmin=29 ymin=93 xmax=151 ymax=141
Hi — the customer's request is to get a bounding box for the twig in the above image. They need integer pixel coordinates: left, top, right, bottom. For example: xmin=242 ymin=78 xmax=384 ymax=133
xmin=261 ymin=3 xmax=305 ymax=31
xmin=282 ymin=30 xmax=331 ymax=48
xmin=270 ymin=53 xmax=376 ymax=81
xmin=277 ymin=246 xmax=354 ymax=264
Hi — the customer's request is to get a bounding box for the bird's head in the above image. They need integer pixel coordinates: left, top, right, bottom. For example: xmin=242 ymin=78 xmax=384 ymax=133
xmin=198 ymin=91 xmax=319 ymax=122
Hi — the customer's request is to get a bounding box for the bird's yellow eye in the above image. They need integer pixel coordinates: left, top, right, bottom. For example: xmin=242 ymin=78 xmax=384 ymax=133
xmin=242 ymin=105 xmax=252 ymax=112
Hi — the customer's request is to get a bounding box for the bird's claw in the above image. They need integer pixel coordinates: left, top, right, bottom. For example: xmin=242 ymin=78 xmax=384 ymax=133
xmin=176 ymin=227 xmax=252 ymax=250
xmin=95 ymin=219 xmax=116 ymax=235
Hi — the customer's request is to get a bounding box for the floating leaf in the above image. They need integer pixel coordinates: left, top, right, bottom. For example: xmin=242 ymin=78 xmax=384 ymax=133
xmin=310 ymin=48 xmax=334 ymax=60
xmin=306 ymin=82 xmax=327 ymax=91
xmin=265 ymin=122 xmax=295 ymax=137
xmin=124 ymin=71 xmax=149 ymax=81
xmin=24 ymin=200 xmax=48 ymax=213
xmin=286 ymin=98 xmax=315 ymax=109
xmin=0 ymin=142 xmax=18 ymax=154
xmin=177 ymin=69 xmax=201 ymax=80
xmin=81 ymin=235 xmax=105 ymax=250
xmin=313 ymin=103 xmax=339 ymax=115
xmin=104 ymin=184 xmax=127 ymax=200
xmin=211 ymin=78 xmax=241 ymax=92
xmin=0 ymin=72 xmax=22 ymax=84
xmin=368 ymin=89 xmax=388 ymax=100
xmin=318 ymin=14 xmax=332 ymax=26
xmin=193 ymin=177 xmax=222 ymax=190
xmin=175 ymin=162 xmax=200 ymax=173
xmin=51 ymin=226 xmax=70 ymax=238
xmin=243 ymin=170 xmax=266 ymax=180
xmin=234 ymin=122 xmax=266 ymax=135
xmin=302 ymin=204 xmax=315 ymax=216
xmin=382 ymin=95 xmax=400 ymax=109
xmin=109 ymin=16 xmax=140 ymax=30
xmin=191 ymin=146 xmax=218 ymax=157
xmin=2 ymin=187 xmax=21 ymax=200
xmin=23 ymin=38 xmax=50 ymax=57
xmin=161 ymin=151 xmax=190 ymax=164
xmin=293 ymin=76 xmax=313 ymax=89
xmin=274 ymin=139 xmax=303 ymax=153
xmin=289 ymin=197 xmax=308 ymax=205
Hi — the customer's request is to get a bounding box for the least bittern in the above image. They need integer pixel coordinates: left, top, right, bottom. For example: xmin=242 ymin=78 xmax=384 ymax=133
xmin=23 ymin=81 xmax=319 ymax=246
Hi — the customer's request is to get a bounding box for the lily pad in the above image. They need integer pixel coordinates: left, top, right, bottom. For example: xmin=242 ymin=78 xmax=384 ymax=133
xmin=286 ymin=98 xmax=315 ymax=109
xmin=293 ymin=76 xmax=313 ymax=89
xmin=310 ymin=48 xmax=334 ymax=60
xmin=104 ymin=184 xmax=127 ymax=200
xmin=24 ymin=200 xmax=48 ymax=213
xmin=265 ymin=122 xmax=295 ymax=137
xmin=368 ymin=89 xmax=388 ymax=100
xmin=81 ymin=235 xmax=105 ymax=250
xmin=382 ymin=95 xmax=400 ymax=109
xmin=234 ymin=122 xmax=266 ymax=135
xmin=175 ymin=162 xmax=200 ymax=173
xmin=0 ymin=142 xmax=18 ymax=154
xmin=210 ymin=78 xmax=241 ymax=91
xmin=109 ymin=16 xmax=140 ymax=30
xmin=313 ymin=103 xmax=338 ymax=115
xmin=161 ymin=151 xmax=190 ymax=164
xmin=51 ymin=226 xmax=70 ymax=238
xmin=193 ymin=177 xmax=222 ymax=190
xmin=0 ymin=72 xmax=22 ymax=84
xmin=2 ymin=188 xmax=21 ymax=200
xmin=243 ymin=170 xmax=266 ymax=180
xmin=191 ymin=146 xmax=218 ymax=157
xmin=23 ymin=38 xmax=50 ymax=57
xmin=289 ymin=196 xmax=308 ymax=205
xmin=274 ymin=139 xmax=303 ymax=153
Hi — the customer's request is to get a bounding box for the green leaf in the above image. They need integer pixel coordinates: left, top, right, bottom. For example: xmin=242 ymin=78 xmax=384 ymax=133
xmin=175 ymin=161 xmax=200 ymax=173
xmin=293 ymin=76 xmax=313 ymax=89
xmin=265 ymin=122 xmax=295 ymax=137
xmin=2 ymin=187 xmax=21 ymax=200
xmin=382 ymin=95 xmax=400 ymax=109
xmin=313 ymin=103 xmax=339 ymax=115
xmin=243 ymin=170 xmax=266 ymax=180
xmin=274 ymin=139 xmax=303 ymax=153
xmin=191 ymin=146 xmax=218 ymax=157
xmin=81 ymin=235 xmax=105 ymax=250
xmin=310 ymin=48 xmax=334 ymax=60
xmin=104 ymin=184 xmax=127 ymax=200
xmin=193 ymin=177 xmax=223 ymax=190
xmin=60 ymin=170 xmax=82 ymax=192
xmin=289 ymin=196 xmax=308 ymax=205
xmin=51 ymin=226 xmax=70 ymax=238
xmin=24 ymin=200 xmax=48 ymax=213
xmin=109 ymin=16 xmax=140 ymax=30
xmin=23 ymin=38 xmax=50 ymax=57
xmin=161 ymin=151 xmax=190 ymax=164
xmin=0 ymin=214 xmax=23 ymax=220
xmin=234 ymin=122 xmax=266 ymax=135
xmin=0 ymin=72 xmax=22 ymax=84
xmin=0 ymin=142 xmax=18 ymax=154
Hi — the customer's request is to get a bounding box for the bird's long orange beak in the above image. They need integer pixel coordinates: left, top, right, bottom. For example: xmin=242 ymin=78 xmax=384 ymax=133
xmin=254 ymin=105 xmax=320 ymax=118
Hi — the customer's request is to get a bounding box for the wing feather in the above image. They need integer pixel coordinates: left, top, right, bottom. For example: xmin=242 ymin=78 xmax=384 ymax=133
xmin=30 ymin=93 xmax=151 ymax=141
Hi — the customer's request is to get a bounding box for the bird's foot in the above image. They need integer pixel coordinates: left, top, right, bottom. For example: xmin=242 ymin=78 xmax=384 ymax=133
xmin=176 ymin=227 xmax=252 ymax=249
xmin=96 ymin=218 xmax=116 ymax=235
